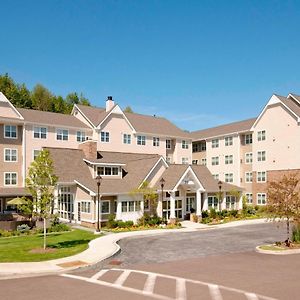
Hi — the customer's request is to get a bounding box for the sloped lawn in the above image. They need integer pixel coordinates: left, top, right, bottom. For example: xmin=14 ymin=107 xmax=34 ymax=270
xmin=0 ymin=229 xmax=97 ymax=262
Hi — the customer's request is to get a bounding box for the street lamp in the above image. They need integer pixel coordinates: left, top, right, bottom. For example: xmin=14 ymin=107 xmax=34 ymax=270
xmin=218 ymin=180 xmax=222 ymax=212
xmin=96 ymin=175 xmax=102 ymax=233
xmin=160 ymin=177 xmax=165 ymax=219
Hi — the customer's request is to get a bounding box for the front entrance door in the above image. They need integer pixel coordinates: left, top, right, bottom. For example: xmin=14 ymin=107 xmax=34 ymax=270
xmin=186 ymin=196 xmax=196 ymax=213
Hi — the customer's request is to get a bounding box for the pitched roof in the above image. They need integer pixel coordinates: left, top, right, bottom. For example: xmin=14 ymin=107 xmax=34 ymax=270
xmin=191 ymin=118 xmax=256 ymax=141
xmin=17 ymin=108 xmax=90 ymax=129
xmin=0 ymin=187 xmax=30 ymax=197
xmin=75 ymin=104 xmax=108 ymax=127
xmin=275 ymin=95 xmax=300 ymax=118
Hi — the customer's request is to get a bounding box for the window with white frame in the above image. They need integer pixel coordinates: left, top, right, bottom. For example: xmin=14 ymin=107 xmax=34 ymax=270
xmin=81 ymin=201 xmax=91 ymax=213
xmin=123 ymin=133 xmax=131 ymax=144
xmin=153 ymin=137 xmax=160 ymax=147
xmin=4 ymin=125 xmax=17 ymax=139
xmin=208 ymin=196 xmax=218 ymax=210
xmin=162 ymin=199 xmax=182 ymax=219
xmin=257 ymin=151 xmax=266 ymax=162
xmin=4 ymin=149 xmax=17 ymax=162
xmin=212 ymin=139 xmax=219 ymax=148
xmin=4 ymin=172 xmax=17 ymax=185
xmin=212 ymin=156 xmax=219 ymax=166
xmin=77 ymin=131 xmax=86 ymax=142
xmin=225 ymin=155 xmax=233 ymax=164
xmin=182 ymin=140 xmax=189 ymax=149
xmin=225 ymin=136 xmax=233 ymax=146
xmin=245 ymin=172 xmax=253 ymax=183
xmin=257 ymin=193 xmax=266 ymax=205
xmin=201 ymin=158 xmax=207 ymax=166
xmin=182 ymin=157 xmax=189 ymax=164
xmin=57 ymin=186 xmax=74 ymax=220
xmin=213 ymin=174 xmax=219 ymax=180
xmin=33 ymin=149 xmax=41 ymax=160
xmin=186 ymin=197 xmax=195 ymax=212
xmin=121 ymin=201 xmax=141 ymax=212
xmin=245 ymin=134 xmax=252 ymax=144
xmin=101 ymin=201 xmax=110 ymax=214
xmin=245 ymin=152 xmax=253 ymax=164
xmin=226 ymin=195 xmax=236 ymax=209
xmin=245 ymin=193 xmax=253 ymax=204
xmin=97 ymin=166 xmax=119 ymax=176
xmin=34 ymin=126 xmax=47 ymax=139
xmin=225 ymin=173 xmax=233 ymax=183
xmin=137 ymin=135 xmax=146 ymax=145
xmin=257 ymin=171 xmax=266 ymax=182
xmin=100 ymin=131 xmax=110 ymax=143
xmin=257 ymin=130 xmax=266 ymax=141
xmin=166 ymin=139 xmax=171 ymax=149
xmin=56 ymin=129 xmax=69 ymax=141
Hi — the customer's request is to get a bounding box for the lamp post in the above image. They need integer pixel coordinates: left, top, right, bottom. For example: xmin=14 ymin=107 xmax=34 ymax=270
xmin=218 ymin=180 xmax=222 ymax=212
xmin=96 ymin=175 xmax=102 ymax=233
xmin=160 ymin=177 xmax=165 ymax=219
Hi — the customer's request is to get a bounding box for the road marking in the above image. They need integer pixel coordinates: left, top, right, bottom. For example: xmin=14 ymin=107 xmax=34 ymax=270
xmin=245 ymin=292 xmax=259 ymax=300
xmin=90 ymin=269 xmax=108 ymax=280
xmin=176 ymin=278 xmax=186 ymax=300
xmin=114 ymin=270 xmax=131 ymax=286
xmin=143 ymin=273 xmax=157 ymax=295
xmin=208 ymin=284 xmax=223 ymax=300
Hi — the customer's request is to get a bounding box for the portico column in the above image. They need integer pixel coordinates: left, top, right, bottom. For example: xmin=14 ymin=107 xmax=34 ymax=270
xmin=157 ymin=196 xmax=163 ymax=217
xmin=202 ymin=192 xmax=208 ymax=211
xmin=116 ymin=199 xmax=122 ymax=220
xmin=140 ymin=198 xmax=144 ymax=213
xmin=222 ymin=193 xmax=227 ymax=210
xmin=169 ymin=191 xmax=176 ymax=221
xmin=196 ymin=189 xmax=202 ymax=216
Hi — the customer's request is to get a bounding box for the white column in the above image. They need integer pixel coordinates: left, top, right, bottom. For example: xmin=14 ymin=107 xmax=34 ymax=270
xmin=222 ymin=194 xmax=227 ymax=210
xmin=140 ymin=198 xmax=144 ymax=213
xmin=196 ymin=189 xmax=202 ymax=216
xmin=202 ymin=192 xmax=208 ymax=211
xmin=170 ymin=191 xmax=176 ymax=219
xmin=116 ymin=199 xmax=122 ymax=220
xmin=157 ymin=194 xmax=163 ymax=217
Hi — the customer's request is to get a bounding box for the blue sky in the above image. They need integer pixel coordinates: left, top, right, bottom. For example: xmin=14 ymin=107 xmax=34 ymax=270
xmin=1 ymin=0 xmax=300 ymax=131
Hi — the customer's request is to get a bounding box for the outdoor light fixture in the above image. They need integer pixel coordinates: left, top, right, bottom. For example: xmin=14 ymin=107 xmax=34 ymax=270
xmin=160 ymin=177 xmax=165 ymax=219
xmin=96 ymin=175 xmax=102 ymax=233
xmin=218 ymin=180 xmax=222 ymax=212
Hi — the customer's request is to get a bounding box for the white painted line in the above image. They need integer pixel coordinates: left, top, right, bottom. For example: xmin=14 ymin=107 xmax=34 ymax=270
xmin=143 ymin=273 xmax=157 ymax=295
xmin=90 ymin=269 xmax=108 ymax=280
xmin=176 ymin=278 xmax=186 ymax=300
xmin=245 ymin=292 xmax=259 ymax=300
xmin=208 ymin=284 xmax=223 ymax=300
xmin=114 ymin=270 xmax=131 ymax=286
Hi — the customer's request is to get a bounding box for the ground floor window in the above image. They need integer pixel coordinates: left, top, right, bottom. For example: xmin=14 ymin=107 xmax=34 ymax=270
xmin=162 ymin=199 xmax=182 ymax=219
xmin=58 ymin=186 xmax=74 ymax=220
xmin=121 ymin=201 xmax=141 ymax=212
xmin=257 ymin=193 xmax=266 ymax=205
xmin=101 ymin=200 xmax=110 ymax=214
xmin=226 ymin=196 xmax=236 ymax=210
xmin=186 ymin=196 xmax=195 ymax=212
xmin=245 ymin=193 xmax=253 ymax=204
xmin=81 ymin=201 xmax=91 ymax=213
xmin=208 ymin=196 xmax=218 ymax=210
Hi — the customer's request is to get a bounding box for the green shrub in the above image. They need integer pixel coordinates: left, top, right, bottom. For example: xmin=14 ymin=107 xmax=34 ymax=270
xmin=137 ymin=213 xmax=162 ymax=226
xmin=17 ymin=224 xmax=31 ymax=233
xmin=116 ymin=220 xmax=134 ymax=228
xmin=0 ymin=229 xmax=13 ymax=237
xmin=106 ymin=214 xmax=118 ymax=229
xmin=201 ymin=210 xmax=209 ymax=219
xmin=228 ymin=210 xmax=238 ymax=218
xmin=209 ymin=208 xmax=217 ymax=219
xmin=201 ymin=217 xmax=212 ymax=224
xmin=48 ymin=223 xmax=71 ymax=233
xmin=292 ymin=224 xmax=300 ymax=243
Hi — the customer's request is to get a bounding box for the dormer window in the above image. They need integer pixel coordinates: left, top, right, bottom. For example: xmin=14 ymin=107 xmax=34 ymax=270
xmin=97 ymin=166 xmax=119 ymax=176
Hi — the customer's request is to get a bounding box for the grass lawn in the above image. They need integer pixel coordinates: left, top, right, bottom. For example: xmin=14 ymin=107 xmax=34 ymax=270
xmin=0 ymin=229 xmax=98 ymax=262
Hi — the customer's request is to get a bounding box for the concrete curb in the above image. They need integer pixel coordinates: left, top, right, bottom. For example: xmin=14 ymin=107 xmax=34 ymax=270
xmin=255 ymin=245 xmax=300 ymax=255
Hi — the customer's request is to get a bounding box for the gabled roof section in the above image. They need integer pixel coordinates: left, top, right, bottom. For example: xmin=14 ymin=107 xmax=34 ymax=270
xmin=191 ymin=118 xmax=256 ymax=141
xmin=0 ymin=92 xmax=24 ymax=120
xmin=73 ymin=104 xmax=107 ymax=128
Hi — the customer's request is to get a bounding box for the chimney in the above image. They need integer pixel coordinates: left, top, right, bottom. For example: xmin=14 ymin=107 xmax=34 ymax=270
xmin=78 ymin=140 xmax=97 ymax=160
xmin=106 ymin=96 xmax=115 ymax=112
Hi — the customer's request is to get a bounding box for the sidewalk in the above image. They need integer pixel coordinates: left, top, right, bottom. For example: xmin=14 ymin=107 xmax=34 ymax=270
xmin=0 ymin=218 xmax=269 ymax=279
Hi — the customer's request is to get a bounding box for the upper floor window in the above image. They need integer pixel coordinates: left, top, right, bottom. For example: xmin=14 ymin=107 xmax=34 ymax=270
xmin=56 ymin=129 xmax=68 ymax=141
xmin=213 ymin=174 xmax=219 ymax=180
xmin=225 ymin=155 xmax=233 ymax=164
xmin=166 ymin=156 xmax=171 ymax=164
xmin=192 ymin=160 xmax=198 ymax=165
xmin=245 ymin=134 xmax=252 ymax=144
xmin=182 ymin=140 xmax=189 ymax=149
xmin=4 ymin=125 xmax=17 ymax=139
xmin=123 ymin=134 xmax=131 ymax=144
xmin=225 ymin=136 xmax=233 ymax=146
xmin=245 ymin=172 xmax=253 ymax=183
xmin=101 ymin=131 xmax=110 ymax=143
xmin=257 ymin=130 xmax=266 ymax=141
xmin=182 ymin=157 xmax=189 ymax=164
xmin=153 ymin=137 xmax=160 ymax=147
xmin=4 ymin=149 xmax=17 ymax=162
xmin=97 ymin=166 xmax=119 ymax=176
xmin=201 ymin=158 xmax=207 ymax=166
xmin=257 ymin=193 xmax=266 ymax=205
xmin=257 ymin=171 xmax=266 ymax=182
xmin=137 ymin=135 xmax=146 ymax=145
xmin=77 ymin=131 xmax=86 ymax=142
xmin=257 ymin=151 xmax=266 ymax=162
xmin=245 ymin=152 xmax=253 ymax=164
xmin=192 ymin=141 xmax=206 ymax=152
xmin=212 ymin=139 xmax=219 ymax=148
xmin=33 ymin=149 xmax=41 ymax=160
xmin=225 ymin=173 xmax=233 ymax=183
xmin=4 ymin=172 xmax=17 ymax=185
xmin=34 ymin=126 xmax=47 ymax=139
xmin=212 ymin=156 xmax=219 ymax=166
xmin=166 ymin=139 xmax=172 ymax=149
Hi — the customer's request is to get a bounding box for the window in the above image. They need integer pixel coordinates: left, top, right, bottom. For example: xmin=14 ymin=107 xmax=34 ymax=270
xmin=137 ymin=135 xmax=146 ymax=145
xmin=33 ymin=149 xmax=41 ymax=160
xmin=123 ymin=134 xmax=131 ymax=144
xmin=226 ymin=196 xmax=236 ymax=210
xmin=100 ymin=131 xmax=109 ymax=143
xmin=225 ymin=173 xmax=233 ymax=183
xmin=97 ymin=166 xmax=119 ymax=176
xmin=162 ymin=199 xmax=182 ymax=219
xmin=57 ymin=186 xmax=74 ymax=220
xmin=4 ymin=172 xmax=17 ymax=185
xmin=182 ymin=157 xmax=189 ymax=164
xmin=77 ymin=131 xmax=86 ymax=142
xmin=186 ymin=197 xmax=195 ymax=212
xmin=208 ymin=196 xmax=218 ymax=210
xmin=245 ymin=134 xmax=252 ymax=144
xmin=257 ymin=171 xmax=266 ymax=182
xmin=212 ymin=139 xmax=219 ymax=148
xmin=166 ymin=139 xmax=171 ymax=149
xmin=245 ymin=152 xmax=253 ymax=164
xmin=257 ymin=151 xmax=266 ymax=162
xmin=4 ymin=125 xmax=17 ymax=139
xmin=225 ymin=155 xmax=233 ymax=164
xmin=175 ymin=191 xmax=180 ymax=197
xmin=192 ymin=160 xmax=198 ymax=165
xmin=34 ymin=126 xmax=47 ymax=139
xmin=153 ymin=137 xmax=160 ymax=147
xmin=245 ymin=172 xmax=253 ymax=183
xmin=57 ymin=129 xmax=69 ymax=141
xmin=101 ymin=201 xmax=110 ymax=214
xmin=245 ymin=193 xmax=253 ymax=204
xmin=257 ymin=130 xmax=266 ymax=141
xmin=201 ymin=158 xmax=207 ymax=166
xmin=213 ymin=174 xmax=219 ymax=180
xmin=257 ymin=193 xmax=266 ymax=205
xmin=192 ymin=143 xmax=199 ymax=153
xmin=4 ymin=149 xmax=17 ymax=162
xmin=182 ymin=140 xmax=189 ymax=149
xmin=81 ymin=201 xmax=91 ymax=213
xmin=212 ymin=157 xmax=219 ymax=166
xmin=121 ymin=201 xmax=141 ymax=212
xmin=225 ymin=136 xmax=233 ymax=146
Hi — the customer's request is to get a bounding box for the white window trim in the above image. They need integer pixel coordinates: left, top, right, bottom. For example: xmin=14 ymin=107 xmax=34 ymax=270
xmin=76 ymin=131 xmax=87 ymax=142
xmin=56 ymin=128 xmax=69 ymax=141
xmin=257 ymin=171 xmax=267 ymax=183
xmin=4 ymin=148 xmax=18 ymax=162
xmin=32 ymin=149 xmax=41 ymax=161
xmin=211 ymin=139 xmax=219 ymax=148
xmin=257 ymin=151 xmax=266 ymax=162
xmin=33 ymin=125 xmax=48 ymax=139
xmin=225 ymin=136 xmax=233 ymax=146
xmin=4 ymin=172 xmax=18 ymax=186
xmin=225 ymin=173 xmax=234 ymax=183
xmin=212 ymin=156 xmax=219 ymax=166
xmin=137 ymin=135 xmax=146 ymax=146
xmin=153 ymin=137 xmax=160 ymax=147
xmin=257 ymin=130 xmax=266 ymax=142
xmin=123 ymin=133 xmax=131 ymax=145
xmin=245 ymin=172 xmax=253 ymax=183
xmin=225 ymin=155 xmax=233 ymax=165
xmin=166 ymin=139 xmax=172 ymax=149
xmin=4 ymin=125 xmax=18 ymax=139
xmin=257 ymin=193 xmax=267 ymax=205
xmin=81 ymin=201 xmax=92 ymax=214
xmin=101 ymin=200 xmax=110 ymax=214
xmin=245 ymin=152 xmax=253 ymax=164
xmin=100 ymin=131 xmax=110 ymax=143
